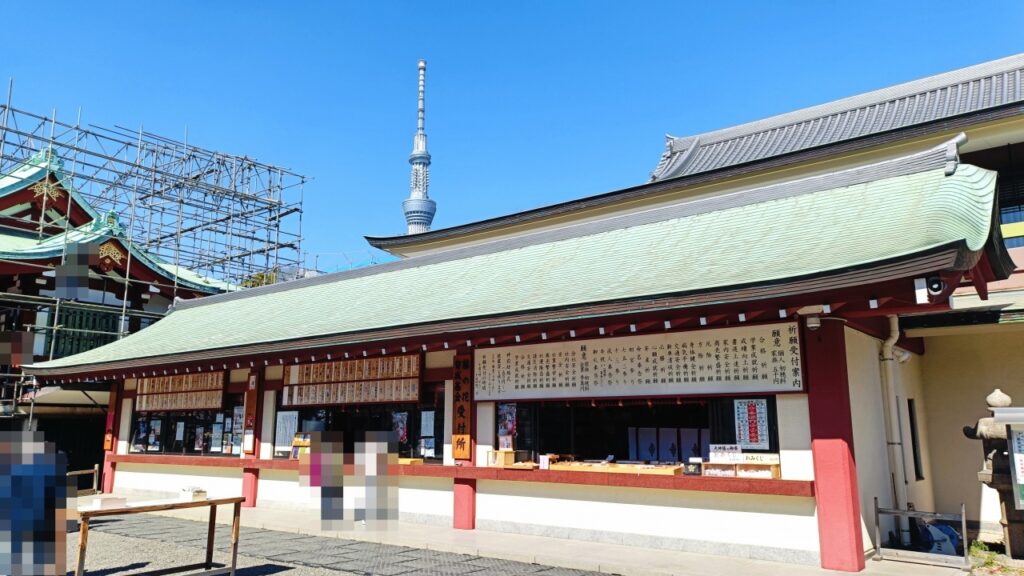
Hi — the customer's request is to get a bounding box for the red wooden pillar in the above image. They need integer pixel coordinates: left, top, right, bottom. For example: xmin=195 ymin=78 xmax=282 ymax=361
xmin=242 ymin=467 xmax=259 ymax=507
xmin=451 ymin=352 xmax=477 ymax=529
xmin=453 ymin=478 xmax=476 ymax=529
xmin=804 ymin=318 xmax=864 ymax=572
xmin=101 ymin=382 xmax=120 ymax=493
xmin=241 ymin=369 xmax=262 ymax=508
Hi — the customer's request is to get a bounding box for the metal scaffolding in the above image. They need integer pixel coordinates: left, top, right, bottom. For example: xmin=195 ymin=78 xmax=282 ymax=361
xmin=0 ymin=83 xmax=306 ymax=290
xmin=0 ymin=83 xmax=307 ymax=422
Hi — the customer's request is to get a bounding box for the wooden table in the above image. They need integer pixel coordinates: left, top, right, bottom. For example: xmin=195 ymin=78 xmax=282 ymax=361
xmin=76 ymin=496 xmax=245 ymax=576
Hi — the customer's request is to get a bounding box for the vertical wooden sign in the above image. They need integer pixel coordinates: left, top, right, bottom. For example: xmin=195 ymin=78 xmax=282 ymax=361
xmin=451 ymin=354 xmax=473 ymax=460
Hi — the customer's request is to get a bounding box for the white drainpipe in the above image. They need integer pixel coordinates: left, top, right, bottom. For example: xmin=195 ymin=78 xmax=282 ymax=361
xmin=880 ymin=314 xmax=910 ymax=544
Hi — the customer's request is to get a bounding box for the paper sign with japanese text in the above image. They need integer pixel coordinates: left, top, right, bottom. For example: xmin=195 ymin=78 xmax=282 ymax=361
xmin=451 ymin=354 xmax=473 ymax=460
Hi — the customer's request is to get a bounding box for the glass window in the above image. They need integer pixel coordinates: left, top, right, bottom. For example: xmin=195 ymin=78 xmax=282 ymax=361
xmin=907 ymin=398 xmax=925 ymax=481
xmin=273 ymin=385 xmax=445 ymax=462
xmin=497 ymin=396 xmax=778 ymax=464
xmin=128 ymin=392 xmax=243 ymax=456
xmin=999 ymin=166 xmax=1024 ymax=248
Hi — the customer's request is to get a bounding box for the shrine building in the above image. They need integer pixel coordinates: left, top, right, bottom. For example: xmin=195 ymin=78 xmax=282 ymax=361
xmin=23 ymin=53 xmax=1024 ymax=572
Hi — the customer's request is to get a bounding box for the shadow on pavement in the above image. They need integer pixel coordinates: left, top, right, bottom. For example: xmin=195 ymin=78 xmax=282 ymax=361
xmin=233 ymin=565 xmax=294 ymax=576
xmin=66 ymin=561 xmax=149 ymax=576
xmin=67 ymin=562 xmax=294 ymax=576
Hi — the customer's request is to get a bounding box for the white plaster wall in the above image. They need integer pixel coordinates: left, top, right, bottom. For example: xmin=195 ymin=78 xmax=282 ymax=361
xmin=230 ymin=368 xmax=249 ymax=384
xmin=258 ymin=469 xmax=319 ymax=509
xmin=475 ymin=480 xmax=818 ymax=562
xmin=114 ymin=463 xmax=243 ymax=499
xmin=396 ymin=476 xmax=454 ymax=522
xmin=116 ymin=398 xmax=132 ymax=455
xmin=845 ymin=328 xmax=894 ymax=550
xmin=260 ymin=391 xmax=276 ymax=460
xmin=896 ymin=353 xmax=936 ymax=513
xmin=256 ymin=469 xmax=453 ymax=523
xmin=443 ymin=380 xmax=454 ymax=465
xmin=777 ymin=394 xmax=813 ymax=481
xmin=476 ymin=402 xmax=495 ymax=465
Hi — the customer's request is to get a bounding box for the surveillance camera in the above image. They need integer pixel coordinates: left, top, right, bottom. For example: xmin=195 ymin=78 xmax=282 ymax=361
xmin=805 ymin=315 xmax=821 ymax=331
xmin=926 ymin=276 xmax=945 ymax=296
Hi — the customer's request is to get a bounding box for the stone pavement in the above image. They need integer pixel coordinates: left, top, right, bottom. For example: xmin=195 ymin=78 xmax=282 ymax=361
xmin=88 ymin=514 xmax=601 ymax=576
xmin=140 ymin=502 xmax=966 ymax=576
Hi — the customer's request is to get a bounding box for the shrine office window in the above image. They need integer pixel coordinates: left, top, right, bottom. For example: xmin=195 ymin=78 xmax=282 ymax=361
xmin=907 ymin=398 xmax=925 ymax=481
xmin=1001 ymin=170 xmax=1024 ymax=249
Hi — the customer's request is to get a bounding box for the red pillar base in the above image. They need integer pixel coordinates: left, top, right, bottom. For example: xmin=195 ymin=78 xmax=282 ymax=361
xmin=453 ymin=478 xmax=476 ymax=530
xmin=242 ymin=467 xmax=259 ymax=508
xmin=812 ymin=438 xmax=864 ymax=571
xmin=101 ymin=453 xmax=115 ymax=494
xmin=805 ymin=318 xmax=865 ymax=572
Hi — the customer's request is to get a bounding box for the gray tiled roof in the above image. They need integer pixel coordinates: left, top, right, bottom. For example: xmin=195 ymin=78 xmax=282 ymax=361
xmin=650 ymin=53 xmax=1024 ymax=182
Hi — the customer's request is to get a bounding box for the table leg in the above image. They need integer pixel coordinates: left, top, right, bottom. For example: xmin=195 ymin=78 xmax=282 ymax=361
xmin=75 ymin=518 xmax=89 ymax=576
xmin=229 ymin=502 xmax=241 ymax=576
xmin=205 ymin=504 xmax=217 ymax=569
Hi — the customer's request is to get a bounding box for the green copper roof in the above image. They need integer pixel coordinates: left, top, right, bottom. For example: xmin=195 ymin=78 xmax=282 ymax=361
xmin=26 ymin=140 xmax=1005 ymax=374
xmin=0 ymin=213 xmax=234 ymax=293
xmin=0 ymin=149 xmax=101 ymax=220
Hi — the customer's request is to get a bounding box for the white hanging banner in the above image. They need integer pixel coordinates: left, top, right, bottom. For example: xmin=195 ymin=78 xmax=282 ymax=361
xmin=474 ymin=322 xmax=802 ymax=401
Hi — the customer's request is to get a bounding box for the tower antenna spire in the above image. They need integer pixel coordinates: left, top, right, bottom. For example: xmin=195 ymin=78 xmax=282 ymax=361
xmin=403 ymin=59 xmax=436 ymax=235
xmin=417 ymin=59 xmax=426 ymax=133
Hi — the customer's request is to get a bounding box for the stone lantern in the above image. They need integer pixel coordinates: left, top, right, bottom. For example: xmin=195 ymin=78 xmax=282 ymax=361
xmin=963 ymin=388 xmax=1024 ymax=558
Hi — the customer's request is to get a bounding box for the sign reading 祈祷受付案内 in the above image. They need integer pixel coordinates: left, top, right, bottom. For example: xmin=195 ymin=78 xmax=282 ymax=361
xmin=473 ymin=323 xmax=802 ymax=401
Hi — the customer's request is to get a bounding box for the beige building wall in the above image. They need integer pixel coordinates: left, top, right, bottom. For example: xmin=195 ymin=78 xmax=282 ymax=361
xmin=845 ymin=328 xmax=895 ymax=549
xmin=919 ymin=329 xmax=1024 ymax=531
xmin=895 ymin=352 xmax=936 ymax=513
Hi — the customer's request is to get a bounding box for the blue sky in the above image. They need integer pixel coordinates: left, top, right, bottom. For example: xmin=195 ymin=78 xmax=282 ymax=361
xmin=2 ymin=2 xmax=1022 ymax=272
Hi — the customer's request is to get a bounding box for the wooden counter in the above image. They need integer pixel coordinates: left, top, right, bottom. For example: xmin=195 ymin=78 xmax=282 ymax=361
xmin=547 ymin=462 xmax=682 ymax=475
xmin=108 ymin=453 xmax=813 ymax=497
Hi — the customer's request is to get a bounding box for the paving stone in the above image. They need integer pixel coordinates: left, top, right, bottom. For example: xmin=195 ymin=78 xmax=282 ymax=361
xmin=534 ymin=568 xmax=602 ymax=576
xmin=394 ymin=558 xmax=484 ymax=574
xmin=391 ymin=548 xmax=450 ymax=560
xmin=266 ymin=549 xmax=355 ymax=567
xmin=325 ymin=558 xmax=414 ymax=574
xmin=337 ymin=545 xmax=413 ymax=561
xmin=465 ymin=557 xmax=547 ymax=573
xmin=89 ymin=513 xmax=603 ymax=575
xmin=343 ymin=547 xmax=413 ymax=562
xmin=465 ymin=569 xmax=546 ymax=576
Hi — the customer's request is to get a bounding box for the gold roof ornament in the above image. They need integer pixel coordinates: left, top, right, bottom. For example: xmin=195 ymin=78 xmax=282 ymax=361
xmin=98 ymin=241 xmax=125 ymax=267
xmin=30 ymin=180 xmax=64 ymax=203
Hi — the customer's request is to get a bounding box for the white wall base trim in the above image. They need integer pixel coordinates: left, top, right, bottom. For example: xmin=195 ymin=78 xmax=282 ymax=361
xmin=474 ymin=518 xmax=821 ymax=566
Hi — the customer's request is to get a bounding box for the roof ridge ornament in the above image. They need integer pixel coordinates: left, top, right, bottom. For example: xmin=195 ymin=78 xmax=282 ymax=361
xmin=944 ymin=132 xmax=968 ymax=176
xmin=650 ymin=135 xmax=700 ymax=182
xmin=27 ymin=147 xmax=64 ymax=171
xmin=649 ymin=135 xmax=677 ymax=182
